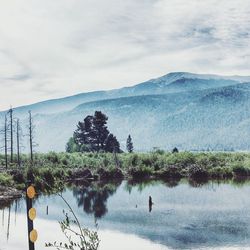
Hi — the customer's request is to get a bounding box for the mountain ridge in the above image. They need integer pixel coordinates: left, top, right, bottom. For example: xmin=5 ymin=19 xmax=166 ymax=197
xmin=2 ymin=72 xmax=250 ymax=115
xmin=1 ymin=72 xmax=250 ymax=152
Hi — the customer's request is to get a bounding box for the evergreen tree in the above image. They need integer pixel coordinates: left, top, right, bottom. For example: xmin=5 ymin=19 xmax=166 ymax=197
xmin=74 ymin=115 xmax=95 ymax=149
xmin=126 ymin=134 xmax=133 ymax=153
xmin=71 ymin=111 xmax=120 ymax=153
xmin=172 ymin=147 xmax=179 ymax=153
xmin=93 ymin=111 xmax=109 ymax=151
xmin=104 ymin=134 xmax=120 ymax=153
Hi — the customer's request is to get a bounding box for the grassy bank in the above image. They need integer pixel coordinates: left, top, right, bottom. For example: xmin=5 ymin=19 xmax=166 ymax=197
xmin=1 ymin=151 xmax=250 ymax=192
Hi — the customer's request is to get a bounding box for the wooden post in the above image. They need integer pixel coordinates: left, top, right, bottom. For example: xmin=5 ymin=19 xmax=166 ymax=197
xmin=26 ymin=181 xmax=37 ymax=250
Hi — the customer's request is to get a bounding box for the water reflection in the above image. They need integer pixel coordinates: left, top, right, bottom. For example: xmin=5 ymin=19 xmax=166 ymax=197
xmin=2 ymin=178 xmax=250 ymax=250
xmin=0 ymin=197 xmax=17 ymax=210
xmin=72 ymin=180 xmax=122 ymax=218
xmin=161 ymin=177 xmax=181 ymax=188
xmin=1 ymin=199 xmax=21 ymax=242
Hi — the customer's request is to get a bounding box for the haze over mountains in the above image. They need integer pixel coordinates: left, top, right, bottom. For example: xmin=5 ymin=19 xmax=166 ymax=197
xmin=1 ymin=72 xmax=250 ymax=152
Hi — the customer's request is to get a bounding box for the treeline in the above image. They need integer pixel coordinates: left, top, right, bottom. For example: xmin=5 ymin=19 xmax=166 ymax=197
xmin=66 ymin=111 xmax=134 ymax=154
xmin=0 ymin=107 xmax=36 ymax=169
xmin=1 ymin=151 xmax=250 ymax=192
xmin=1 ymin=110 xmax=135 ymax=170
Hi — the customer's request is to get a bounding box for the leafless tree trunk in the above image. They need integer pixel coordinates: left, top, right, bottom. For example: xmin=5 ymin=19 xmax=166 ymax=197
xmin=16 ymin=119 xmax=21 ymax=167
xmin=28 ymin=111 xmax=33 ymax=163
xmin=9 ymin=107 xmax=13 ymax=163
xmin=4 ymin=115 xmax=8 ymax=169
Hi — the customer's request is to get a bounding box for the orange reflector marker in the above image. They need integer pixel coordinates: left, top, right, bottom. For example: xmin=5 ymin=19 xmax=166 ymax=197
xmin=29 ymin=229 xmax=38 ymax=243
xmin=27 ymin=186 xmax=36 ymax=199
xmin=28 ymin=208 xmax=36 ymax=221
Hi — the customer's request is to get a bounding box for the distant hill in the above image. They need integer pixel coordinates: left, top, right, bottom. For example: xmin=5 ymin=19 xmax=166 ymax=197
xmin=1 ymin=72 xmax=250 ymax=152
xmin=2 ymin=72 xmax=249 ymax=115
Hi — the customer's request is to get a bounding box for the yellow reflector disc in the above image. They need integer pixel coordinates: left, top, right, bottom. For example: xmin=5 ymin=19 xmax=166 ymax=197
xmin=27 ymin=186 xmax=36 ymax=199
xmin=29 ymin=229 xmax=38 ymax=243
xmin=28 ymin=208 xmax=36 ymax=221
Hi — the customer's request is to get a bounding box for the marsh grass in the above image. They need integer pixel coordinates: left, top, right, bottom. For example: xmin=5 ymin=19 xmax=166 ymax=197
xmin=2 ymin=151 xmax=250 ymax=191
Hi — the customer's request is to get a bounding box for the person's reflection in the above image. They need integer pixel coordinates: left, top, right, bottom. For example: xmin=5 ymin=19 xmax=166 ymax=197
xmin=149 ymin=196 xmax=153 ymax=212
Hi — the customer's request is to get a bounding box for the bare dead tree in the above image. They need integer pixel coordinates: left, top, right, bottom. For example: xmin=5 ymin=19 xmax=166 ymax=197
xmin=4 ymin=115 xmax=8 ymax=169
xmin=8 ymin=107 xmax=14 ymax=163
xmin=28 ymin=111 xmax=37 ymax=163
xmin=0 ymin=114 xmax=9 ymax=169
xmin=16 ymin=119 xmax=21 ymax=167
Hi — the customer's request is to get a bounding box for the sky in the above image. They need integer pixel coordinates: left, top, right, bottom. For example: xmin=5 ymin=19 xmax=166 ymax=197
xmin=1 ymin=0 xmax=250 ymax=110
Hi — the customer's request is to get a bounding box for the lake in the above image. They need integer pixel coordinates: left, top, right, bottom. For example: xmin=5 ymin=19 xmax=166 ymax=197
xmin=1 ymin=179 xmax=250 ymax=250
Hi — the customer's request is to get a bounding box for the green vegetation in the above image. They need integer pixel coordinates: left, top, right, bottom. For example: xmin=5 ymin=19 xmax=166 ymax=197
xmin=1 ymin=151 xmax=250 ymax=193
xmin=66 ymin=111 xmax=121 ymax=153
xmin=46 ymin=193 xmax=100 ymax=250
xmin=0 ymin=173 xmax=13 ymax=186
xmin=126 ymin=134 xmax=134 ymax=153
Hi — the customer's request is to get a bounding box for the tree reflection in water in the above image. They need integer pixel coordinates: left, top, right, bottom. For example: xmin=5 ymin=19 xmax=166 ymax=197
xmin=72 ymin=180 xmax=122 ymax=218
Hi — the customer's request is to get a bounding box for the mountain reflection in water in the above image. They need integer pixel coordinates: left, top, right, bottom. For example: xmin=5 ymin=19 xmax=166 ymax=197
xmin=1 ymin=178 xmax=250 ymax=250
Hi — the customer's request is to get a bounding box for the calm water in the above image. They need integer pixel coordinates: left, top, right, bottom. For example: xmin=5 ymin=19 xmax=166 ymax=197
xmin=1 ymin=179 xmax=250 ymax=250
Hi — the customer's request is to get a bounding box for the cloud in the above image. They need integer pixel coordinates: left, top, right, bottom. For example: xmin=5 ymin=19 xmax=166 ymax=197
xmin=0 ymin=0 xmax=250 ymax=109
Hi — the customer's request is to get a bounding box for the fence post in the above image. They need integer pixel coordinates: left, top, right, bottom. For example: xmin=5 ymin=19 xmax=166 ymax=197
xmin=26 ymin=181 xmax=38 ymax=250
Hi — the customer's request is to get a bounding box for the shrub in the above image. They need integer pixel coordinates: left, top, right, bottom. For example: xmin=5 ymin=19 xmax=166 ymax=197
xmin=188 ymin=165 xmax=209 ymax=180
xmin=0 ymin=173 xmax=13 ymax=186
xmin=53 ymin=168 xmax=66 ymax=179
xmin=130 ymin=154 xmax=140 ymax=167
xmin=12 ymin=171 xmax=25 ymax=184
xmin=97 ymin=167 xmax=124 ymax=180
xmin=34 ymin=176 xmax=44 ymax=191
xmin=41 ymin=168 xmax=55 ymax=186
xmin=128 ymin=165 xmax=153 ymax=179
xmin=209 ymin=166 xmax=233 ymax=179
xmin=232 ymin=164 xmax=250 ymax=176
xmin=46 ymin=152 xmax=59 ymax=164
xmin=26 ymin=167 xmax=39 ymax=183
xmin=159 ymin=165 xmax=182 ymax=179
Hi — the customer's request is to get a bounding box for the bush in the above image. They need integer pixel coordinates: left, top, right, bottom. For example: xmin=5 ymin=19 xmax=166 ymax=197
xmin=188 ymin=165 xmax=209 ymax=180
xmin=0 ymin=173 xmax=13 ymax=186
xmin=97 ymin=167 xmax=124 ymax=180
xmin=12 ymin=171 xmax=25 ymax=184
xmin=41 ymin=168 xmax=55 ymax=186
xmin=26 ymin=167 xmax=39 ymax=183
xmin=34 ymin=176 xmax=44 ymax=191
xmin=128 ymin=165 xmax=153 ymax=179
xmin=130 ymin=154 xmax=140 ymax=167
xmin=46 ymin=152 xmax=59 ymax=164
xmin=209 ymin=166 xmax=233 ymax=179
xmin=53 ymin=168 xmax=66 ymax=179
xmin=159 ymin=165 xmax=182 ymax=179
xmin=232 ymin=164 xmax=250 ymax=177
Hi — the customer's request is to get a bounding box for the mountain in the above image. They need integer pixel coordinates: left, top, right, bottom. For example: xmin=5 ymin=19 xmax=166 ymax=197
xmin=2 ymin=72 xmax=249 ymax=116
xmin=1 ymin=72 xmax=250 ymax=152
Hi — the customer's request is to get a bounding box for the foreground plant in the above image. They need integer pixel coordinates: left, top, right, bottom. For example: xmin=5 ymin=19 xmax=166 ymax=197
xmin=45 ymin=193 xmax=100 ymax=250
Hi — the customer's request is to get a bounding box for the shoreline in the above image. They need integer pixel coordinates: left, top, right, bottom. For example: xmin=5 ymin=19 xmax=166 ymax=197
xmin=1 ymin=151 xmax=250 ymax=199
xmin=0 ymin=185 xmax=22 ymax=208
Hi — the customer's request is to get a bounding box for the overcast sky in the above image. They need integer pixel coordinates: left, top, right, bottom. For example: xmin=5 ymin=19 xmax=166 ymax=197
xmin=1 ymin=0 xmax=250 ymax=110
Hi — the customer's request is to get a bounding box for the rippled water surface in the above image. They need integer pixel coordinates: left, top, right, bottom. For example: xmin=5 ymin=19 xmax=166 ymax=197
xmin=1 ymin=180 xmax=250 ymax=250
